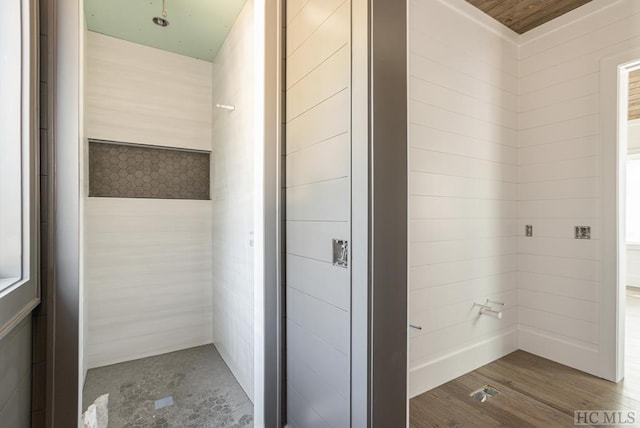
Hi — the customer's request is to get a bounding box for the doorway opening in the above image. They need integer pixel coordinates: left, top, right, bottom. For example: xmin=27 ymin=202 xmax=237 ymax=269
xmin=619 ymin=62 xmax=640 ymax=399
xmin=78 ymin=0 xmax=276 ymax=426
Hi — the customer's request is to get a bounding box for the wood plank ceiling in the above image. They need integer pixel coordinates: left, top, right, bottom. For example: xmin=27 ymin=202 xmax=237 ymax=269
xmin=465 ymin=0 xmax=593 ymax=34
xmin=630 ymin=69 xmax=640 ymax=121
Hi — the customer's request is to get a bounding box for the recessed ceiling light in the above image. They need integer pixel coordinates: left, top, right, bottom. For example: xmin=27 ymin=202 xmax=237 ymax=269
xmin=153 ymin=16 xmax=169 ymax=26
xmin=153 ymin=0 xmax=169 ymax=27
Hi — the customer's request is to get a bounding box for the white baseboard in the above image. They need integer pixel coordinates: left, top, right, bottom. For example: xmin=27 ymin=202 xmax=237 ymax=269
xmin=518 ymin=326 xmax=599 ymax=377
xmin=214 ymin=342 xmax=254 ymax=403
xmin=87 ymin=338 xmax=213 ymax=370
xmin=408 ymin=329 xmax=518 ymax=398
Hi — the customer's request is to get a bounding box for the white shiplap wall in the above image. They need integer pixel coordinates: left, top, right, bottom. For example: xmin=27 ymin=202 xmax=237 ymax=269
xmin=518 ymin=0 xmax=640 ymax=375
xmin=86 ymin=32 xmax=212 ymax=152
xmin=285 ymin=0 xmax=351 ymax=426
xmin=210 ymin=0 xmax=255 ymax=401
xmin=85 ymin=199 xmax=213 ymax=368
xmin=408 ymin=0 xmax=520 ymax=397
xmin=85 ymin=33 xmax=213 ymax=368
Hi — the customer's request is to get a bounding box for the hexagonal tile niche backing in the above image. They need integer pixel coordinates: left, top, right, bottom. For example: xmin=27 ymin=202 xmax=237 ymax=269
xmin=89 ymin=140 xmax=210 ymax=200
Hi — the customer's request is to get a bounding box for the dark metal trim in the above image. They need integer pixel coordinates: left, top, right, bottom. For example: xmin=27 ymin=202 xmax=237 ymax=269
xmin=51 ymin=0 xmax=80 ymax=424
xmin=369 ymin=0 xmax=408 ymax=425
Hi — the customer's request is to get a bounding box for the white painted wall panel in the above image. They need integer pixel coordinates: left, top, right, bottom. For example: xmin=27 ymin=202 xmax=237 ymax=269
xmin=410 ymin=172 xmax=517 ymax=200
xmin=410 ymin=101 xmax=518 ymax=148
xmin=410 ymin=255 xmax=518 ymax=291
xmin=518 ymin=236 xmax=600 ymax=260
xmin=210 ymin=0 xmax=256 ymax=400
xmin=408 ymin=0 xmax=519 ymax=396
xmin=411 ymin=290 xmax=518 ymax=338
xmin=286 ymin=46 xmax=350 ymax=121
xmin=286 ymin=178 xmax=350 ymax=222
xmin=287 ymin=255 xmax=350 ymax=311
xmin=517 ymin=0 xmax=640 ymax=371
xmin=287 ymin=287 xmax=350 ymax=366
xmin=410 ymin=219 xmax=518 ymax=242
xmin=408 ymin=0 xmax=640 ymax=394
xmin=287 ymin=320 xmax=349 ymax=400
xmin=86 ymin=32 xmax=212 ymax=151
xmin=411 ymin=149 xmax=517 ymax=182
xmin=411 ymin=197 xmax=517 ymax=220
xmin=286 ymin=0 xmax=345 ymax=56
xmin=286 ymin=0 xmax=351 ymax=425
xmin=518 ymin=94 xmax=598 ymax=131
xmin=410 ymin=306 xmax=518 ymax=365
xmin=85 ymin=34 xmax=214 ymax=369
xmin=286 ymin=91 xmax=350 ymax=155
xmin=410 ymin=77 xmax=517 ymax=128
xmin=287 ymin=385 xmax=330 ymax=428
xmin=85 ymin=198 xmax=213 ymax=368
xmin=518 ymin=199 xmax=599 ymax=219
xmin=287 ymin=341 xmax=349 ymax=428
xmin=518 ymin=254 xmax=600 ymax=282
xmin=287 ymin=221 xmax=350 ymax=262
xmin=519 ymin=289 xmax=597 ymax=322
xmin=519 ymin=115 xmax=598 ymax=147
xmin=519 ymin=156 xmax=599 ymax=183
xmin=519 ymin=73 xmax=598 ymax=113
xmin=286 ymin=134 xmax=349 ymax=187
xmin=410 ymin=238 xmax=517 ymax=267
xmin=410 ymin=56 xmax=518 ymax=112
xmin=410 ymin=272 xmax=517 ymax=314
xmin=286 ymin=1 xmax=349 ymax=90
xmin=411 ymin=0 xmax=518 ymax=63
xmin=518 ymin=307 xmax=597 ymax=345
xmin=519 ymin=271 xmax=598 ymax=302
xmin=409 ymin=5 xmax=517 ymax=94
xmin=518 ymin=177 xmax=600 ymax=200
xmin=410 ymin=125 xmax=518 ymax=164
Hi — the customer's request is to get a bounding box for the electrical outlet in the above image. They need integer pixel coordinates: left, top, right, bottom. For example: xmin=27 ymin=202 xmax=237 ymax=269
xmin=575 ymin=226 xmax=591 ymax=240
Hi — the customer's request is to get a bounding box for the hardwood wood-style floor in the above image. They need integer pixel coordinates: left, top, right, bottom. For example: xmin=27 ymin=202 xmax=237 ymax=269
xmin=410 ymin=290 xmax=640 ymax=427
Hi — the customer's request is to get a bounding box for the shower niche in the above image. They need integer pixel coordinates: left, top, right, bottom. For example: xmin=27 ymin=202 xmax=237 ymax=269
xmin=88 ymin=139 xmax=210 ymax=200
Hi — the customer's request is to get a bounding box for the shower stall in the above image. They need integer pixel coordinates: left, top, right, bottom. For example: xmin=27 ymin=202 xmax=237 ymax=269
xmin=80 ymin=0 xmax=268 ymax=425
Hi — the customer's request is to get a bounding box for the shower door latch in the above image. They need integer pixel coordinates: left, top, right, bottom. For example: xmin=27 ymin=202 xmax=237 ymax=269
xmin=333 ymin=239 xmax=349 ymax=268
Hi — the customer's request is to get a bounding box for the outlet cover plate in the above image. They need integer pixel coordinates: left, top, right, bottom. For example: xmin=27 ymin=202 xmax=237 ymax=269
xmin=575 ymin=226 xmax=591 ymax=240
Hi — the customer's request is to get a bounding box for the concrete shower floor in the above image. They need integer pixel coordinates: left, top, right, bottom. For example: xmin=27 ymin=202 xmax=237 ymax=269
xmin=82 ymin=345 xmax=253 ymax=428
